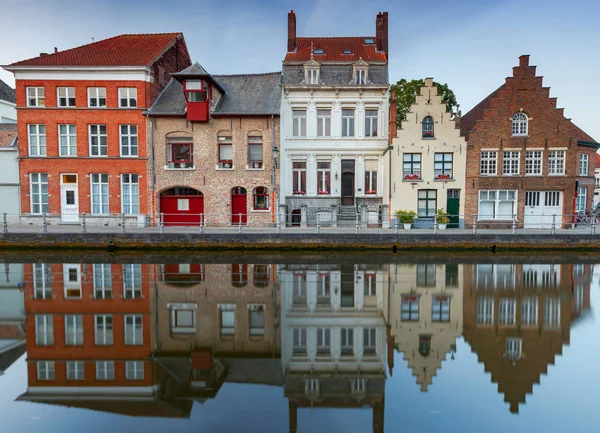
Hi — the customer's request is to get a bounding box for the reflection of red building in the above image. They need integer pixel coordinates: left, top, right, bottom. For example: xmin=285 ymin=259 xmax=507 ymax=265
xmin=463 ymin=263 xmax=592 ymax=413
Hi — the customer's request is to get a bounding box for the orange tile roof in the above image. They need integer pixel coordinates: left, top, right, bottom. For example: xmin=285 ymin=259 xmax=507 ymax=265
xmin=9 ymin=33 xmax=183 ymax=67
xmin=595 ymin=153 xmax=600 ymax=165
xmin=284 ymin=37 xmax=387 ymax=62
xmin=0 ymin=124 xmax=17 ymax=148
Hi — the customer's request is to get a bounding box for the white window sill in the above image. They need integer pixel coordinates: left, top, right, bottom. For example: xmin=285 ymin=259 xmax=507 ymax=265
xmin=250 ymin=209 xmax=271 ymax=213
xmin=480 ymin=174 xmax=498 ymax=177
xmin=502 ymin=174 xmax=520 ymax=177
xmin=548 ymin=173 xmax=566 ymax=176
xmin=422 ymin=137 xmax=436 ymax=140
xmin=215 ymin=165 xmax=235 ymax=171
xmin=402 ymin=179 xmax=422 ymax=182
xmin=524 ymin=174 xmax=542 ymax=176
xmin=511 ymin=135 xmax=528 ymax=138
xmin=171 ymin=327 xmax=196 ymax=334
xmin=433 ymin=178 xmax=454 ymax=182
xmin=120 ymin=155 xmax=139 ymax=158
xmin=164 ymin=165 xmax=195 ymax=171
xmin=246 ymin=165 xmax=264 ymax=171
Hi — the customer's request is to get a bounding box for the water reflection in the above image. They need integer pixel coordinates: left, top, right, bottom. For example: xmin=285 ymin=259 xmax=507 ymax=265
xmin=0 ymin=255 xmax=595 ymax=431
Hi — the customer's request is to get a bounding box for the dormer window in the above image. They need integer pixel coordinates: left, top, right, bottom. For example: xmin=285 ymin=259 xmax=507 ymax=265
xmin=355 ymin=69 xmax=367 ymax=84
xmin=314 ymin=48 xmax=324 ymax=55
xmin=343 ymin=49 xmax=352 ymax=55
xmin=364 ymin=38 xmax=374 ymax=44
xmin=184 ymin=80 xmax=208 ymax=102
xmin=512 ymin=112 xmax=528 ymax=136
xmin=306 ymin=67 xmax=319 ymax=84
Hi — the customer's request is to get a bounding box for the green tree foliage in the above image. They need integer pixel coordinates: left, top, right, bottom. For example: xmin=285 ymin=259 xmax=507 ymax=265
xmin=390 ymin=79 xmax=458 ymax=125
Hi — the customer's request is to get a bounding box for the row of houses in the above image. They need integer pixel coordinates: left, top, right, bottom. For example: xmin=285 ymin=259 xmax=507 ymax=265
xmin=0 ymin=259 xmax=592 ymax=424
xmin=1 ymin=11 xmax=598 ymax=228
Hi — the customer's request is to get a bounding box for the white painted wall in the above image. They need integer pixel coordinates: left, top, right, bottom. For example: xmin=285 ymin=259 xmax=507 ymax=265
xmin=0 ymin=100 xmax=16 ymax=123
xmin=0 ymin=148 xmax=19 ymax=215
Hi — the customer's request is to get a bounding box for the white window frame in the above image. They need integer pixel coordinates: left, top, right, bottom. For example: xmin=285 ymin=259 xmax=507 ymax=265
xmin=521 ymin=297 xmax=538 ymax=326
xmin=121 ymin=174 xmax=140 ymax=214
xmin=292 ymin=161 xmax=307 ymax=194
xmin=292 ymin=109 xmax=307 ymax=137
xmin=317 ymin=161 xmax=331 ymax=193
xmin=502 ymin=151 xmax=520 ymax=176
xmin=126 ymin=361 xmax=144 ymax=380
xmin=96 ymin=361 xmax=114 ymax=380
xmin=292 ymin=328 xmax=307 ymax=355
xmin=57 ymin=87 xmax=76 ymax=107
xmin=118 ymin=87 xmax=137 ymax=108
xmin=93 ymin=263 xmax=112 ymax=299
xmin=478 ymin=190 xmax=517 ymax=220
xmin=316 ymin=328 xmax=331 ymax=356
xmin=66 ymin=360 xmax=84 ymax=380
xmin=37 ymin=361 xmax=55 ymax=380
xmin=579 ymin=154 xmax=589 ymax=176
xmin=89 ymin=124 xmax=108 ymax=157
xmin=123 ymin=264 xmax=142 ymax=298
xmin=365 ymin=109 xmax=378 ymax=137
xmin=505 ymin=338 xmax=522 ymax=361
xmin=58 ymin=124 xmax=77 ymax=156
xmin=124 ymin=314 xmax=143 ymax=345
xmin=401 ymin=295 xmax=419 ymax=321
xmin=341 ymin=328 xmax=354 ymax=355
xmin=95 ymin=314 xmax=113 ymax=345
xmin=88 ymin=87 xmax=107 ymax=108
xmin=341 ymin=108 xmax=355 ymax=137
xmin=576 ymin=187 xmax=587 ymax=212
xmin=476 ymin=264 xmax=516 ymax=289
xmin=28 ymin=124 xmax=46 ymax=156
xmin=120 ymin=124 xmax=138 ymax=157
xmin=543 ymin=297 xmax=561 ymax=328
xmin=35 ymin=314 xmax=54 ymax=346
xmin=316 ymin=109 xmax=331 ymax=137
xmin=305 ymin=67 xmax=320 ymax=84
xmin=33 ymin=263 xmax=52 ymax=299
xmin=354 ymin=68 xmax=368 ymax=84
xmin=476 ymin=297 xmax=494 ymax=324
xmin=170 ymin=304 xmax=197 ymax=334
xmin=511 ymin=112 xmax=528 ymax=136
xmin=499 ymin=298 xmax=516 ymax=326
xmin=27 ymin=87 xmax=45 ymax=107
xmin=525 ymin=150 xmax=543 ymax=176
xmin=363 ymin=328 xmax=377 ymax=355
xmin=90 ymin=173 xmax=109 ymax=214
xmin=219 ymin=303 xmax=236 ymax=336
xmin=480 ymin=151 xmax=497 ymax=176
xmin=548 ymin=150 xmax=566 ymax=176
xmin=65 ymin=314 xmax=83 ymax=346
xmin=30 ymin=173 xmax=49 ymax=214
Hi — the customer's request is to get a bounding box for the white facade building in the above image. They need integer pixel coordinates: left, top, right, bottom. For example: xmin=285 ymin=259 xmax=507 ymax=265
xmin=0 ymin=124 xmax=19 ymax=215
xmin=0 ymin=79 xmax=16 ymax=123
xmin=280 ymin=11 xmax=390 ymax=227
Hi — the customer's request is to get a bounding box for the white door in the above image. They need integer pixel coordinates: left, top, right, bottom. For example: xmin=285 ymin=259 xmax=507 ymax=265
xmin=524 ymin=191 xmax=562 ymax=228
xmin=60 ymin=174 xmax=79 ymax=223
xmin=63 ymin=264 xmax=82 ymax=298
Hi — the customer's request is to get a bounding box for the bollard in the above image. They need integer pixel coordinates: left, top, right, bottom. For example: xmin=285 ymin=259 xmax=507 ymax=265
xmin=277 ymin=212 xmax=281 ymax=234
xmin=472 ymin=215 xmax=477 ymax=234
xmin=160 ymin=213 xmax=165 ymax=234
xmin=317 ymin=218 xmax=320 ymax=234
xmin=433 ymin=215 xmax=438 ymax=235
xmin=121 ymin=213 xmax=126 ymax=233
xmin=2 ymin=213 xmax=7 ymax=234
xmin=200 ymin=214 xmax=204 ymax=234
xmin=42 ymin=213 xmax=48 ymax=234
xmin=81 ymin=213 xmax=87 ymax=233
xmin=592 ymin=217 xmax=596 ymax=235
xmin=355 ymin=213 xmax=359 ymax=234
xmin=551 ymin=214 xmax=556 ymax=235
xmin=512 ymin=214 xmax=516 ymax=234
xmin=395 ymin=219 xmax=398 ymax=235
xmin=238 ymin=213 xmax=243 ymax=233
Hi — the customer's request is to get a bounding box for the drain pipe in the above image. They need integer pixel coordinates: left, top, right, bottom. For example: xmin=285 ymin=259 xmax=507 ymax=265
xmin=271 ymin=114 xmax=276 ymax=225
xmin=149 ymin=117 xmax=156 ymax=222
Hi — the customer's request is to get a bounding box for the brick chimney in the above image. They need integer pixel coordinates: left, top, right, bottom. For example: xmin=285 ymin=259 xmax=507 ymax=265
xmin=376 ymin=12 xmax=388 ymax=55
xmin=519 ymin=54 xmax=530 ymax=67
xmin=288 ymin=10 xmax=296 ymax=53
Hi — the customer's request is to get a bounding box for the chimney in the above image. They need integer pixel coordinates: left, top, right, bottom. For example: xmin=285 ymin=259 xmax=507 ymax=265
xmin=376 ymin=12 xmax=388 ymax=54
xmin=288 ymin=10 xmax=297 ymax=53
xmin=39 ymin=53 xmax=48 ymax=57
xmin=519 ymin=55 xmax=530 ymax=67
xmin=54 ymin=47 xmax=58 ymax=53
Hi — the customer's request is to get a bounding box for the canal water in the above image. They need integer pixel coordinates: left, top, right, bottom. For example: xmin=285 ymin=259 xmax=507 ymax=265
xmin=0 ymin=252 xmax=597 ymax=433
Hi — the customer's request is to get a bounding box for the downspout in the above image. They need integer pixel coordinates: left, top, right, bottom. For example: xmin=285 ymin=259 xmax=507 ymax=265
xmin=388 ymin=90 xmax=397 ymax=221
xmin=149 ymin=117 xmax=156 ymax=223
xmin=271 ymin=114 xmax=276 ymax=225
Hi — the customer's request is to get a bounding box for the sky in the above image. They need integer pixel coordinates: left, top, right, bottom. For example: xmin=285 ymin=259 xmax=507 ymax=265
xmin=0 ymin=0 xmax=599 ymax=139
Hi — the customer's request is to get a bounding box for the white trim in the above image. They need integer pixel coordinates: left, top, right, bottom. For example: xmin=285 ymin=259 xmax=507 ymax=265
xmin=24 ymin=385 xmax=158 ymax=397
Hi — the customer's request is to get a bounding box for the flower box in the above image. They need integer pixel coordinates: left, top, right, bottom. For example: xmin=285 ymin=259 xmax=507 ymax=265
xmin=423 ymin=131 xmax=434 ymax=137
xmin=436 ymin=174 xmax=451 ymax=180
xmin=366 ymin=190 xmax=377 ymax=194
xmin=293 ymin=190 xmax=306 ymax=195
xmin=404 ymin=174 xmax=420 ymax=180
xmin=317 ymin=189 xmax=329 ymax=195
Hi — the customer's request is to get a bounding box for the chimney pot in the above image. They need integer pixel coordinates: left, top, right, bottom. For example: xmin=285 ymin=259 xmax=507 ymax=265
xmin=376 ymin=11 xmax=389 ymax=55
xmin=54 ymin=47 xmax=58 ymax=53
xmin=288 ymin=10 xmax=297 ymax=53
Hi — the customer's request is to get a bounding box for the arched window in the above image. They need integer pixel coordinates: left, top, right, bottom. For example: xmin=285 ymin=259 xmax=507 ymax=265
xmin=253 ymin=187 xmax=269 ymax=210
xmin=253 ymin=265 xmax=270 ymax=287
xmin=418 ymin=335 xmax=431 ymax=357
xmin=231 ymin=264 xmax=248 ymax=287
xmin=512 ymin=112 xmax=528 ymax=136
xmin=422 ymin=116 xmax=434 ymax=138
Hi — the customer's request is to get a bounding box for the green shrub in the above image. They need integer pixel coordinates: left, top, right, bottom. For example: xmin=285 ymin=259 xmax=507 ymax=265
xmin=395 ymin=210 xmax=417 ymax=224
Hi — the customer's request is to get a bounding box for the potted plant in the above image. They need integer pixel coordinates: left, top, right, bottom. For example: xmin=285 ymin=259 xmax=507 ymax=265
xmin=436 ymin=173 xmax=451 ymax=180
xmin=366 ymin=189 xmax=376 ymax=194
xmin=436 ymin=208 xmax=450 ymax=230
xmin=317 ymin=189 xmax=329 ymax=195
xmin=404 ymin=173 xmax=420 ymax=181
xmin=395 ymin=210 xmax=417 ymax=230
xmin=293 ymin=190 xmax=306 ymax=195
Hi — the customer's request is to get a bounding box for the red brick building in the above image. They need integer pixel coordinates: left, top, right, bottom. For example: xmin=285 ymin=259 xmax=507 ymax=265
xmin=460 ymin=55 xmax=599 ymax=228
xmin=5 ymin=34 xmax=191 ymax=224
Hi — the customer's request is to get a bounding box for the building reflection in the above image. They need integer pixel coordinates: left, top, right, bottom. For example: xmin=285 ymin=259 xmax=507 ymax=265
xmin=387 ymin=263 xmax=462 ymax=391
xmin=279 ymin=263 xmax=388 ymax=433
xmin=462 ymin=263 xmax=593 ymax=413
xmin=0 ymin=263 xmax=26 ymax=378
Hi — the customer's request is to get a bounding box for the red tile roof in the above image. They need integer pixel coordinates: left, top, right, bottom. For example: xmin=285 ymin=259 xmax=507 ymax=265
xmin=8 ymin=33 xmax=183 ymax=67
xmin=284 ymin=37 xmax=387 ymax=62
xmin=596 ymin=153 xmax=600 ymax=165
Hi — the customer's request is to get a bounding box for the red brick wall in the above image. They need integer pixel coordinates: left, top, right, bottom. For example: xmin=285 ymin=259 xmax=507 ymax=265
xmin=148 ymin=35 xmax=192 ymax=105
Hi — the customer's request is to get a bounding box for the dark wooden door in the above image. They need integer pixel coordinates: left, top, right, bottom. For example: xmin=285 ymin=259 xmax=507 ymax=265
xmin=341 ymin=159 xmax=355 ymax=206
xmin=231 ymin=187 xmax=247 ymax=225
xmin=446 ymin=189 xmax=460 ymax=228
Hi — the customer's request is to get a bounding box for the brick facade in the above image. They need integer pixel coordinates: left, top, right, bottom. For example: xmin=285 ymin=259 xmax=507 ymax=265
xmin=461 ymin=55 xmax=599 ymax=228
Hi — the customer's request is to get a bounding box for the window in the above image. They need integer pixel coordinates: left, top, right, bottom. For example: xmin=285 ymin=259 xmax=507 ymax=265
xmin=354 ymin=68 xmax=367 ymax=84
xmin=120 ymin=125 xmax=138 ymax=157
xmin=28 ymin=124 xmax=46 ymax=156
xmin=89 ymin=124 xmax=107 ymax=156
xmin=403 ymin=153 xmax=421 ymax=179
xmin=184 ymin=80 xmax=208 ymax=102
xmin=505 ymin=338 xmax=522 ymax=361
xmin=317 ymin=272 xmax=330 ymax=306
xmin=218 ymin=135 xmax=233 ymax=167
xmin=125 ymin=314 xmax=143 ymax=345
xmin=220 ymin=304 xmax=235 ymax=336
xmin=88 ymin=87 xmax=106 ymax=107
xmin=434 ymin=153 xmax=453 ymax=178
xmin=34 ymin=264 xmax=52 ymax=299
xmin=342 ymin=109 xmax=355 ymax=137
xmin=293 ymin=272 xmax=307 ymax=307
xmin=417 ymin=189 xmax=437 ymax=217
xmin=93 ymin=264 xmax=112 ymax=298
xmin=231 ymin=264 xmax=248 ymax=287
xmin=293 ymin=328 xmax=307 ymax=355
xmin=419 ymin=336 xmax=432 ymax=357
xmin=521 ymin=297 xmax=538 ymax=326
xmin=445 ymin=264 xmax=458 ymax=287
xmin=364 ymin=272 xmax=376 ymax=296
xmin=27 ymin=87 xmax=45 ymax=107
xmin=171 ymin=305 xmax=196 ymax=333
xmin=123 ymin=264 xmax=142 ymax=298
xmin=512 ymin=112 xmax=528 ymax=136
xmin=251 ymin=187 xmax=269 ymax=210
xmin=126 ymin=361 xmax=144 ymax=380
xmin=341 ymin=328 xmax=354 ymax=355
xmin=66 ymin=361 xmax=84 ymax=380
xmin=422 ymin=116 xmax=434 ymax=138
xmin=247 ymin=136 xmax=263 ymax=168
xmin=167 ymin=141 xmax=193 ymax=168
xmin=253 ymin=264 xmax=269 ymax=287
xmin=364 ymin=160 xmax=377 ymax=194
xmin=363 ymin=328 xmax=376 ymax=355
xmin=292 ymin=109 xmax=307 ymax=137
xmin=317 ymin=109 xmax=331 ymax=137
xmin=576 ymin=187 xmax=587 ymax=212
xmin=119 ymin=88 xmax=137 ymax=108
xmin=503 ymin=151 xmax=520 ymax=175
xmin=121 ymin=174 xmax=140 ymax=214
xmin=432 ymin=296 xmax=450 ymax=322
xmin=499 ymin=298 xmax=516 ymax=325
xmin=58 ymin=124 xmax=77 ymax=156
xmin=306 ymin=67 xmax=320 ymax=84
xmin=477 ymin=297 xmax=494 ymax=324
xmin=548 ymin=150 xmax=566 ymax=175
xmin=96 ymin=361 xmax=114 ymax=380
xmin=292 ymin=161 xmax=307 ymax=194
xmin=30 ymin=173 xmax=49 ymax=214
xmin=417 ymin=263 xmax=436 ymax=286
xmin=476 ymin=264 xmax=515 ymax=290
xmin=317 ymin=162 xmax=331 ymax=194
xmin=480 ymin=151 xmax=497 ymax=176
xmin=35 ymin=314 xmax=53 ymax=345
xmin=543 ymin=297 xmax=560 ymax=328
xmin=580 ymin=154 xmax=589 ymax=176
xmin=478 ymin=190 xmax=517 ymax=220
xmin=365 ymin=109 xmax=378 ymax=137
xmin=57 ymin=87 xmax=75 ymax=107
xmin=90 ymin=174 xmax=109 ymax=214
xmin=37 ymin=361 xmax=55 ymax=380
xmin=65 ymin=315 xmax=83 ymax=346
xmin=249 ymin=304 xmax=265 ymax=336
xmin=316 ymin=328 xmax=331 ymax=356
xmin=525 ymin=150 xmax=543 ymax=175
xmin=401 ymin=295 xmax=419 ymax=321
xmin=95 ymin=314 xmax=113 ymax=345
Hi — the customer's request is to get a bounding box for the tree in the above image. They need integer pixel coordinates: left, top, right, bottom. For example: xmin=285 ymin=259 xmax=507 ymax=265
xmin=390 ymin=79 xmax=458 ymax=125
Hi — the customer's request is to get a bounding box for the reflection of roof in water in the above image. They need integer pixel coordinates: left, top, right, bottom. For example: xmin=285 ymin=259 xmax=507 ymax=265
xmin=0 ymin=340 xmax=25 ymax=375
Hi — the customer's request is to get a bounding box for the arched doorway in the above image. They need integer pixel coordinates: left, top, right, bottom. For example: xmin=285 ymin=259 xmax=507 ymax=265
xmin=231 ymin=187 xmax=247 ymax=225
xmin=160 ymin=187 xmax=204 ymax=226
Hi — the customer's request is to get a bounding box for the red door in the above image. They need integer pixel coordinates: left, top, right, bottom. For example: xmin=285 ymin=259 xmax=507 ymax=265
xmin=231 ymin=187 xmax=247 ymax=225
xmin=160 ymin=195 xmax=204 ymax=226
